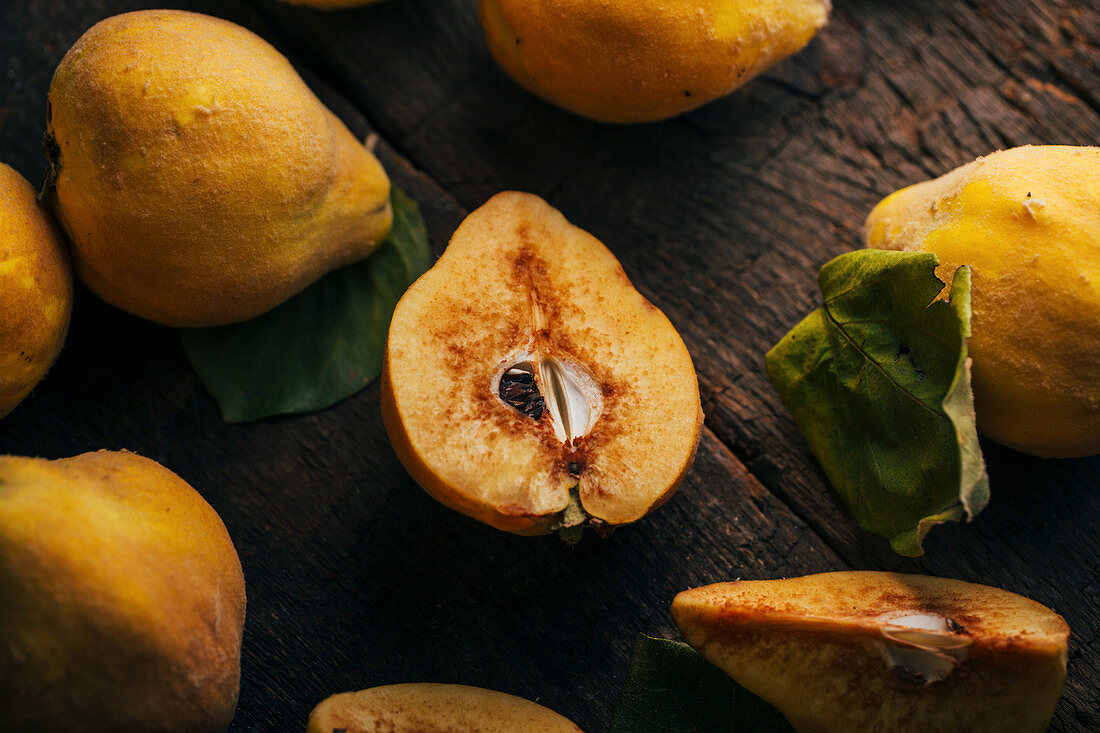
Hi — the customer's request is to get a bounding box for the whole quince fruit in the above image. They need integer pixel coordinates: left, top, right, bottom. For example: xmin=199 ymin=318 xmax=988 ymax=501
xmin=0 ymin=164 xmax=72 ymax=418
xmin=674 ymin=572 xmax=1069 ymax=733
xmin=382 ymin=192 xmax=702 ymax=536
xmin=479 ymin=0 xmax=832 ymax=123
xmin=307 ymin=684 xmax=583 ymax=732
xmin=0 ymin=450 xmax=246 ymax=732
xmin=865 ymin=145 xmax=1100 ymax=457
xmin=45 ymin=10 xmax=392 ymax=327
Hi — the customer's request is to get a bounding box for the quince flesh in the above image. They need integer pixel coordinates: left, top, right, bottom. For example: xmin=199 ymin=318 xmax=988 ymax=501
xmin=865 ymin=145 xmax=1100 ymax=457
xmin=479 ymin=0 xmax=832 ymax=123
xmin=0 ymin=163 xmax=72 ymax=418
xmin=45 ymin=10 xmax=392 ymax=327
xmin=673 ymin=571 xmax=1069 ymax=733
xmin=306 ymin=684 xmax=583 ymax=732
xmin=0 ymin=450 xmax=246 ymax=732
xmin=382 ymin=192 xmax=702 ymax=535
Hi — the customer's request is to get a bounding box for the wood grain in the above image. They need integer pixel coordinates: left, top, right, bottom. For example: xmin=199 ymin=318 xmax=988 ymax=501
xmin=1 ymin=0 xmax=1097 ymax=730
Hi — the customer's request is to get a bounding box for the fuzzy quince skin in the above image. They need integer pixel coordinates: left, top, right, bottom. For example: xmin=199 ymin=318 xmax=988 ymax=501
xmin=479 ymin=0 xmax=832 ymax=123
xmin=307 ymin=684 xmax=583 ymax=732
xmin=0 ymin=164 xmax=72 ymax=418
xmin=865 ymin=145 xmax=1100 ymax=457
xmin=45 ymin=10 xmax=392 ymax=327
xmin=673 ymin=572 xmax=1069 ymax=733
xmin=0 ymin=450 xmax=246 ymax=733
xmin=381 ymin=192 xmax=702 ymax=535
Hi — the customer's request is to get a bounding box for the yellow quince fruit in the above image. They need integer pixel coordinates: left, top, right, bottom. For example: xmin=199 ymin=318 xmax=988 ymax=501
xmin=866 ymin=145 xmax=1100 ymax=457
xmin=0 ymin=163 xmax=72 ymax=418
xmin=479 ymin=0 xmax=831 ymax=123
xmin=0 ymin=450 xmax=246 ymax=732
xmin=307 ymin=684 xmax=583 ymax=732
xmin=45 ymin=10 xmax=392 ymax=327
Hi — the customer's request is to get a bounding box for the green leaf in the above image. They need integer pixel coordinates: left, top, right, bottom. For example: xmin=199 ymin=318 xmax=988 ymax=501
xmin=182 ymin=186 xmax=431 ymax=423
xmin=766 ymin=249 xmax=989 ymax=556
xmin=609 ymin=635 xmax=794 ymax=733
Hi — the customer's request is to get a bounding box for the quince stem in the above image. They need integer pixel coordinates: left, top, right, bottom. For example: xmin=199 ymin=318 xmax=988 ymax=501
xmin=552 ymin=485 xmax=589 ymax=546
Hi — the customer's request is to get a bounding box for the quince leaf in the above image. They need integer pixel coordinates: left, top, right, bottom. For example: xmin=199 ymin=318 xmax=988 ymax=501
xmin=609 ymin=634 xmax=794 ymax=733
xmin=765 ymin=249 xmax=989 ymax=556
xmin=182 ymin=186 xmax=431 ymax=423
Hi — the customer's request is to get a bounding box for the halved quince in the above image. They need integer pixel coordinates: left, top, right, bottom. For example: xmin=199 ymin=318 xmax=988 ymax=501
xmin=306 ymin=684 xmax=583 ymax=732
xmin=672 ymin=572 xmax=1069 ymax=733
xmin=381 ymin=192 xmax=702 ymax=536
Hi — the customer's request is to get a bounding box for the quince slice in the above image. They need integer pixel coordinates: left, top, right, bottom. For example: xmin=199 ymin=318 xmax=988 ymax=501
xmin=672 ymin=572 xmax=1069 ymax=733
xmin=306 ymin=684 xmax=583 ymax=732
xmin=382 ymin=192 xmax=702 ymax=535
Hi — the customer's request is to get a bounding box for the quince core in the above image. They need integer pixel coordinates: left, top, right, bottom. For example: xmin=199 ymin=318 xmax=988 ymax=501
xmin=673 ymin=572 xmax=1069 ymax=733
xmin=382 ymin=192 xmax=702 ymax=535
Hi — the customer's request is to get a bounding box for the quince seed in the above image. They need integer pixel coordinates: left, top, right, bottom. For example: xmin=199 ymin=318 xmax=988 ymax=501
xmin=498 ymin=362 xmax=545 ymax=420
xmin=538 ymin=356 xmax=599 ymax=445
xmin=879 ymin=612 xmax=971 ymax=685
xmin=496 ymin=357 xmax=602 ymax=445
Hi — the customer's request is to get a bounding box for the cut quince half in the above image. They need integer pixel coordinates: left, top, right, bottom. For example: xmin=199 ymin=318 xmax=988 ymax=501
xmin=672 ymin=572 xmax=1070 ymax=733
xmin=306 ymin=684 xmax=583 ymax=732
xmin=381 ymin=192 xmax=702 ymax=536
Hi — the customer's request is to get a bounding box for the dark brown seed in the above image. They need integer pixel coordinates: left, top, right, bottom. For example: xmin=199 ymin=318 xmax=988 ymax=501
xmin=500 ymin=382 xmax=528 ymax=400
xmin=505 ymin=369 xmax=534 ymax=383
xmin=522 ymin=396 xmax=546 ymax=420
xmin=499 ymin=365 xmax=546 ymax=420
xmin=892 ymin=664 xmax=928 ymax=685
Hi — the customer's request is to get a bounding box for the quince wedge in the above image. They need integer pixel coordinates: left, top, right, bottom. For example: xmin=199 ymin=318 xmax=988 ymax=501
xmin=479 ymin=0 xmax=832 ymax=123
xmin=865 ymin=145 xmax=1100 ymax=457
xmin=0 ymin=450 xmax=246 ymax=732
xmin=306 ymin=684 xmax=583 ymax=732
xmin=381 ymin=192 xmax=702 ymax=536
xmin=45 ymin=10 xmax=392 ymax=327
xmin=672 ymin=572 xmax=1070 ymax=733
xmin=0 ymin=163 xmax=72 ymax=418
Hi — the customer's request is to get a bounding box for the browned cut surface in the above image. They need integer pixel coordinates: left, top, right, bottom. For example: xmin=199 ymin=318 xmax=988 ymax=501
xmin=308 ymin=684 xmax=584 ymax=732
xmin=674 ymin=572 xmax=1070 ymax=651
xmin=673 ymin=574 xmax=1070 ymax=732
xmin=385 ymin=191 xmax=701 ymax=527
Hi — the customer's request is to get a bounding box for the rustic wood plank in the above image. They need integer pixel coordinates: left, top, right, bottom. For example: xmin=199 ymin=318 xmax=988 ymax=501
xmin=252 ymin=1 xmax=1100 ymax=728
xmin=2 ymin=0 xmax=1098 ymax=728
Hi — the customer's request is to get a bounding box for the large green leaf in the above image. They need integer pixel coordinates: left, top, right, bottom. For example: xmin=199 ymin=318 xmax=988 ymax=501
xmin=766 ymin=249 xmax=989 ymax=556
xmin=182 ymin=186 xmax=431 ymax=423
xmin=609 ymin=634 xmax=794 ymax=733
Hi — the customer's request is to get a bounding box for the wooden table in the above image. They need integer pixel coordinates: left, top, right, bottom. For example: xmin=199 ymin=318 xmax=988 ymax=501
xmin=2 ymin=1 xmax=1097 ymax=730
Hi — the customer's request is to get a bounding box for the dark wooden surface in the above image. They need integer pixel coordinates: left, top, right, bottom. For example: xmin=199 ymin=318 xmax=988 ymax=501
xmin=2 ymin=1 xmax=1098 ymax=730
